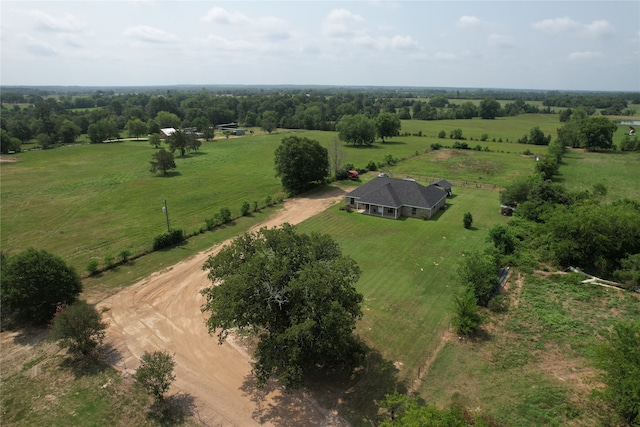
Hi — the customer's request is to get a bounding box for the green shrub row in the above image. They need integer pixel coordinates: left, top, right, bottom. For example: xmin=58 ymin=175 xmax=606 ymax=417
xmin=152 ymin=228 xmax=185 ymax=251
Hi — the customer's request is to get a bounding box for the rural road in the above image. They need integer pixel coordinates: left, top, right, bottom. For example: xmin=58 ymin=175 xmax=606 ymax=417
xmin=98 ymin=187 xmax=349 ymax=426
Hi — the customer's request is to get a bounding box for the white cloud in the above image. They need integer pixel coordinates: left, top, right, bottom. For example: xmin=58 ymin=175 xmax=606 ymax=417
xmin=202 ymin=6 xmax=250 ymax=25
xmin=123 ymin=25 xmax=179 ymax=43
xmin=204 ymin=35 xmax=258 ymax=52
xmin=17 ymin=34 xmax=58 ymax=56
xmin=584 ymin=20 xmax=614 ymax=38
xmin=568 ymin=51 xmax=603 ymax=61
xmin=26 ymin=9 xmax=84 ymax=33
xmin=532 ymin=17 xmax=614 ymax=38
xmin=458 ymin=16 xmax=483 ymax=28
xmin=323 ymin=8 xmax=366 ymax=38
xmin=434 ymin=50 xmax=471 ymax=62
xmin=390 ymin=35 xmax=418 ymax=50
xmin=488 ymin=33 xmax=515 ymax=48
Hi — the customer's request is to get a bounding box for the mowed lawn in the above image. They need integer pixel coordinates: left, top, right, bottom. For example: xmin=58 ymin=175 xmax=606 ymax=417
xmin=296 ymin=186 xmax=509 ymax=383
xmin=0 ymin=135 xmax=285 ymax=272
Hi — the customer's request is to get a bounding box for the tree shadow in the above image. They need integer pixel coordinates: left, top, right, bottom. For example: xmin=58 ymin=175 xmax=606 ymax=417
xmin=60 ymin=348 xmax=118 ymax=378
xmin=155 ymin=171 xmax=182 ymax=178
xmin=239 ymin=346 xmax=405 ymax=426
xmin=146 ymin=393 xmax=196 ymax=426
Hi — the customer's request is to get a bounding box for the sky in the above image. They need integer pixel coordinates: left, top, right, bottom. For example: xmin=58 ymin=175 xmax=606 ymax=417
xmin=1 ymin=1 xmax=639 ymax=92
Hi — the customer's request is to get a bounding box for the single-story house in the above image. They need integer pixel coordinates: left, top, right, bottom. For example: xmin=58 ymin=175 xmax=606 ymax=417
xmin=433 ymin=179 xmax=453 ymax=197
xmin=345 ymin=177 xmax=448 ymax=219
xmin=159 ymin=128 xmax=176 ymax=139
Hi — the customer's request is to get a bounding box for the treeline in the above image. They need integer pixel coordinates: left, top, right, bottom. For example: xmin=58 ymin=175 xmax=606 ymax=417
xmin=1 ymin=87 xmax=637 ymax=155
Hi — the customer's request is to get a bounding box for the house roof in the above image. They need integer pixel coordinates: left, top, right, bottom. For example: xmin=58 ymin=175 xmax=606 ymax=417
xmin=433 ymin=179 xmax=453 ymax=191
xmin=160 ymin=128 xmax=176 ymax=136
xmin=345 ymin=177 xmax=447 ymax=209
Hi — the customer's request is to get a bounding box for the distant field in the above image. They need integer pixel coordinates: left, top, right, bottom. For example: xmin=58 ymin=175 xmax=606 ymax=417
xmin=559 ymin=148 xmax=640 ymax=201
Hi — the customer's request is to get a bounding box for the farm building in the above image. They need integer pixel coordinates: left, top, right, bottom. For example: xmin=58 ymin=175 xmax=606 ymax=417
xmin=345 ymin=177 xmax=448 ymax=219
xmin=159 ymin=128 xmax=177 ymax=139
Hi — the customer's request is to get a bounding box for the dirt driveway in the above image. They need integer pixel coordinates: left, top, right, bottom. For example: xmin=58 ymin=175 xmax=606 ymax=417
xmin=98 ymin=187 xmax=348 ymax=426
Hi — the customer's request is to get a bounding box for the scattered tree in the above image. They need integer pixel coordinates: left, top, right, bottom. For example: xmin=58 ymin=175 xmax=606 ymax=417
xmin=126 ymin=118 xmax=148 ymax=140
xmin=148 ymin=133 xmax=161 ymax=149
xmin=260 ymin=110 xmax=278 ymax=134
xmin=327 ymin=136 xmax=347 ymax=180
xmin=336 ymin=114 xmax=376 ymax=146
xmin=150 ymin=148 xmax=177 ymax=175
xmin=51 ymin=300 xmax=107 ymax=357
xmin=1 ymin=248 xmax=82 ymax=324
xmin=274 ymin=135 xmax=329 ymax=195
xmin=375 ymin=112 xmax=401 ymax=143
xmin=167 ymin=129 xmax=188 ymax=157
xmin=134 ymin=350 xmax=176 ymax=403
xmin=201 ymin=224 xmax=364 ymax=389
xmin=579 ymin=116 xmax=617 ymax=151
xmin=479 ymin=98 xmax=501 ymax=119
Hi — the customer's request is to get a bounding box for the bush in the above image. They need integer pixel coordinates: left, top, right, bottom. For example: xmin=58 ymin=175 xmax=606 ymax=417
xmin=253 ymin=201 xmax=259 ymax=212
xmin=51 ymin=300 xmax=107 ymax=357
xmin=366 ymin=160 xmax=378 ymax=171
xmin=104 ymin=253 xmax=115 ymax=268
xmin=438 ymin=130 xmax=447 ymax=139
xmin=451 ymin=288 xmax=482 ymax=336
xmin=153 ymin=229 xmax=185 ymax=251
xmin=134 ymin=350 xmax=176 ymax=403
xmin=452 ymin=141 xmax=469 ymax=150
xmin=118 ymin=249 xmax=132 ymax=264
xmin=219 ymin=207 xmax=232 ymax=223
xmin=240 ymin=201 xmax=251 ymax=216
xmin=265 ymin=195 xmax=273 ymax=206
xmin=487 ymin=294 xmax=508 ymax=313
xmin=86 ymin=259 xmax=99 ymax=276
xmin=430 ymin=142 xmax=442 ymax=150
xmin=463 ymin=212 xmax=473 ymax=229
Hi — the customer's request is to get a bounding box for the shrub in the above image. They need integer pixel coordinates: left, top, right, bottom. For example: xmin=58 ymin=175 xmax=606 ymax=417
xmin=463 ymin=212 xmax=473 ymax=229
xmin=480 ymin=133 xmax=489 ymax=141
xmin=366 ymin=160 xmax=378 ymax=171
xmin=265 ymin=195 xmax=273 ymax=206
xmin=86 ymin=259 xmax=99 ymax=276
xmin=438 ymin=130 xmax=446 ymax=139
xmin=51 ymin=300 xmax=107 ymax=357
xmin=118 ymin=249 xmax=132 ymax=264
xmin=430 ymin=142 xmax=442 ymax=150
xmin=134 ymin=350 xmax=176 ymax=403
xmin=253 ymin=201 xmax=259 ymax=212
xmin=240 ymin=201 xmax=251 ymax=216
xmin=451 ymin=288 xmax=482 ymax=336
xmin=219 ymin=207 xmax=232 ymax=223
xmin=104 ymin=253 xmax=115 ymax=268
xmin=153 ymin=229 xmax=185 ymax=251
xmin=452 ymin=141 xmax=469 ymax=150
xmin=487 ymin=294 xmax=508 ymax=313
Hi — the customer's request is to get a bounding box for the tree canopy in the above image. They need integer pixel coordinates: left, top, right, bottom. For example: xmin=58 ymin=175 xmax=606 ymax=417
xmin=274 ymin=135 xmax=329 ymax=195
xmin=1 ymin=248 xmax=82 ymax=324
xmin=375 ymin=112 xmax=401 ymax=143
xmin=134 ymin=350 xmax=176 ymax=403
xmin=579 ymin=116 xmax=617 ymax=151
xmin=51 ymin=300 xmax=107 ymax=357
xmin=150 ymin=148 xmax=176 ymax=175
xmin=200 ymin=224 xmax=364 ymax=389
xmin=336 ymin=113 xmax=376 ymax=146
xmin=479 ymin=98 xmax=501 ymax=119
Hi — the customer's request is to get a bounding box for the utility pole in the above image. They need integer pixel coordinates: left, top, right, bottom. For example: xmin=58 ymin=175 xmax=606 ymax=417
xmin=162 ymin=200 xmax=170 ymax=232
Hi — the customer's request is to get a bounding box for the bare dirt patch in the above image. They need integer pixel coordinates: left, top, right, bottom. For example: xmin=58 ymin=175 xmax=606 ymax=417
xmin=0 ymin=156 xmax=22 ymax=163
xmin=97 ymin=187 xmax=348 ymax=426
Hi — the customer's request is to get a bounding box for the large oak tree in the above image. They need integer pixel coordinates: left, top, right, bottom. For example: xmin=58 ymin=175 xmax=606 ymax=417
xmin=201 ymin=224 xmax=364 ymax=389
xmin=274 ymin=135 xmax=329 ymax=195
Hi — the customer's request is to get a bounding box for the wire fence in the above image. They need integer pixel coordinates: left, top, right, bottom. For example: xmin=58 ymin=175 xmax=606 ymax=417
xmin=391 ymin=174 xmax=504 ymax=192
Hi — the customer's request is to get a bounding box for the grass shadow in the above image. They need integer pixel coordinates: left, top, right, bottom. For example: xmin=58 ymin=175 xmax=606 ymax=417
xmin=155 ymin=171 xmax=182 ymax=178
xmin=60 ymin=351 xmax=116 ymax=378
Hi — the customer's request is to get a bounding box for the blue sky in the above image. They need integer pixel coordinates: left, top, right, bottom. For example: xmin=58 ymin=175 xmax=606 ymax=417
xmin=1 ymin=1 xmax=639 ymax=91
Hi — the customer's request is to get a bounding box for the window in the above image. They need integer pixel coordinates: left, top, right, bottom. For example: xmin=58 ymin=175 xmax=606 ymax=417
xmin=387 ymin=207 xmax=394 ymax=214
xmin=411 ymin=207 xmax=417 ymax=215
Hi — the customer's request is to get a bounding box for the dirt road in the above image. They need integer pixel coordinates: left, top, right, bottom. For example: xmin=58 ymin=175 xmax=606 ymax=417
xmin=98 ymin=188 xmax=348 ymax=426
